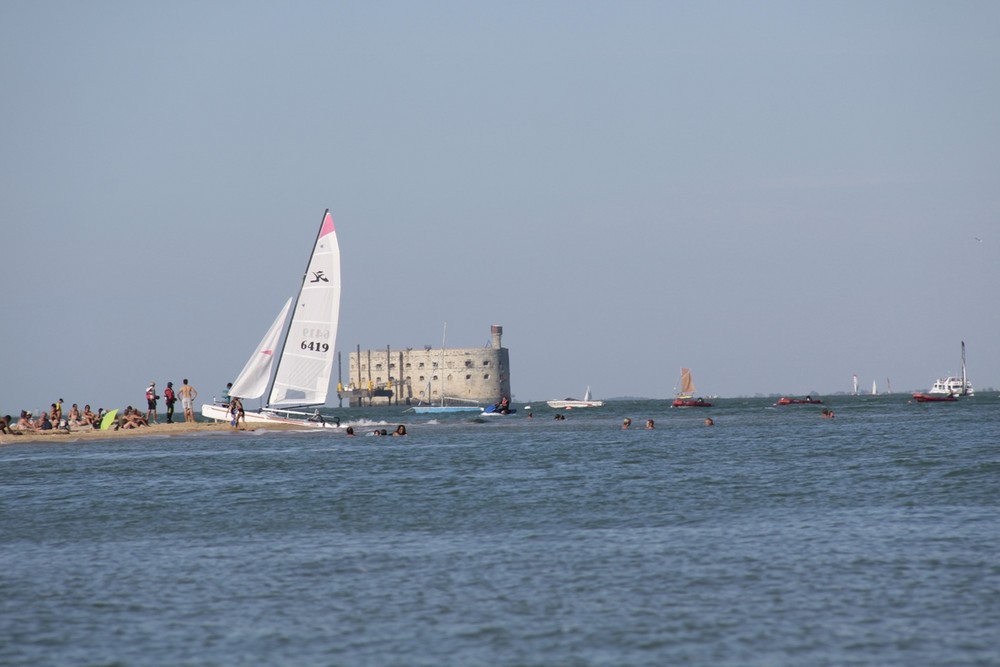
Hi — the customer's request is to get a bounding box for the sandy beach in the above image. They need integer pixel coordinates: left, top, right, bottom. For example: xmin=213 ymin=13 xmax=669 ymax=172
xmin=0 ymin=420 xmax=308 ymax=446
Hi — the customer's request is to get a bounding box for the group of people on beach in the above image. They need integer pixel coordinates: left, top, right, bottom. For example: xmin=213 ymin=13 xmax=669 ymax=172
xmin=143 ymin=379 xmax=199 ymax=424
xmin=2 ymin=400 xmax=109 ymax=435
xmin=2 ymin=378 xmax=201 ymax=437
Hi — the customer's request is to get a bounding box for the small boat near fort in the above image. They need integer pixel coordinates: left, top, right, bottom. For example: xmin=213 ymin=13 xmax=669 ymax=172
xmin=202 ymin=210 xmax=342 ymax=428
xmin=407 ymin=323 xmax=485 ymax=414
xmin=547 ymin=386 xmax=604 ymax=409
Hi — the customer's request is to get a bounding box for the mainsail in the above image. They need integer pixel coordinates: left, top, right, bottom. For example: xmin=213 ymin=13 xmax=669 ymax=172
xmin=229 ymin=298 xmax=293 ymax=400
xmin=678 ymin=368 xmax=696 ymax=398
xmin=268 ymin=210 xmax=342 ymax=407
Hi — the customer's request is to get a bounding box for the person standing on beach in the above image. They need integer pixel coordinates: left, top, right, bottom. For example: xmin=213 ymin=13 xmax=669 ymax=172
xmin=163 ymin=382 xmax=177 ymax=423
xmin=145 ymin=381 xmax=159 ymax=424
xmin=178 ymin=378 xmax=198 ymax=422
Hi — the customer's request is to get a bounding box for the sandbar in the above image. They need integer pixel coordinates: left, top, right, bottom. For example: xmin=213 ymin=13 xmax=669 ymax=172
xmin=0 ymin=420 xmax=309 ymax=446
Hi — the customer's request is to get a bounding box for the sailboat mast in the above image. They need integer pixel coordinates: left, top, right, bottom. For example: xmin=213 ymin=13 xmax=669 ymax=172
xmin=961 ymin=340 xmax=967 ymax=395
xmin=440 ymin=322 xmax=447 ymax=407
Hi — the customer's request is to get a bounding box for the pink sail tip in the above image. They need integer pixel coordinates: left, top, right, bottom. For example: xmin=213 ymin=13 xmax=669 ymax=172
xmin=319 ymin=210 xmax=336 ymax=237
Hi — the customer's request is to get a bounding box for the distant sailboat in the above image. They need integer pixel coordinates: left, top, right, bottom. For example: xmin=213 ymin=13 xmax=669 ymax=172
xmin=672 ymin=368 xmax=712 ymax=407
xmin=676 ymin=368 xmax=696 ymax=400
xmin=852 ymin=374 xmax=859 ymax=396
xmin=871 ymin=380 xmax=877 ymax=396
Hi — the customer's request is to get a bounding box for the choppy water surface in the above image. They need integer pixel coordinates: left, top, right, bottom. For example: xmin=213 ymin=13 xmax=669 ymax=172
xmin=2 ymin=396 xmax=999 ymax=666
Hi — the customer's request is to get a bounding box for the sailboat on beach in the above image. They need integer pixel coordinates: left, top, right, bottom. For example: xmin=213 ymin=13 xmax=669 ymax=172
xmin=201 ymin=210 xmax=342 ymax=428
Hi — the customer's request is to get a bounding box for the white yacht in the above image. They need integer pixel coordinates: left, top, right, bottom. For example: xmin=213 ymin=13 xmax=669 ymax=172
xmin=927 ymin=342 xmax=974 ymax=396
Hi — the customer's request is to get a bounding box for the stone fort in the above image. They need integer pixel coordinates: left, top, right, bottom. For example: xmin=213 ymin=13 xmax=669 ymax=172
xmin=343 ymin=325 xmax=510 ymax=407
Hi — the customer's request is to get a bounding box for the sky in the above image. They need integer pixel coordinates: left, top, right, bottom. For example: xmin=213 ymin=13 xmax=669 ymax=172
xmin=2 ymin=1 xmax=999 ymax=412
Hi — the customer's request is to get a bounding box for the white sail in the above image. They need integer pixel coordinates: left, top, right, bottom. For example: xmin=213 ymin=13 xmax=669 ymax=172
xmin=871 ymin=380 xmax=877 ymax=395
xmin=229 ymin=298 xmax=293 ymax=400
xmin=268 ymin=210 xmax=341 ymax=407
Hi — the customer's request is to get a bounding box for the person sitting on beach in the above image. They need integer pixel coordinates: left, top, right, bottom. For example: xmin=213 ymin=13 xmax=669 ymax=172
xmin=67 ymin=403 xmax=82 ymax=427
xmin=82 ymin=405 xmax=97 ymax=428
xmin=392 ymin=425 xmax=407 ymax=436
xmin=1 ymin=415 xmax=21 ymax=435
xmin=36 ymin=411 xmax=53 ymax=431
xmin=18 ymin=411 xmax=36 ymax=431
xmin=49 ymin=403 xmax=62 ymax=427
xmin=115 ymin=406 xmax=148 ymax=430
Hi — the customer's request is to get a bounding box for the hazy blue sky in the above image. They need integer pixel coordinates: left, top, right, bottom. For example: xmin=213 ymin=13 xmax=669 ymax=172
xmin=2 ymin=1 xmax=998 ymax=412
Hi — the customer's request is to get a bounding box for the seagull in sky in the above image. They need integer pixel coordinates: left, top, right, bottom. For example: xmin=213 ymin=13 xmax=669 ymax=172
xmin=974 ymin=237 xmax=983 ymax=242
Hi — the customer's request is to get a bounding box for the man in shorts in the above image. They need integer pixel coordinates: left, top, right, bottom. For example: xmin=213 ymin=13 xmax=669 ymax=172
xmin=178 ymin=378 xmax=198 ymax=423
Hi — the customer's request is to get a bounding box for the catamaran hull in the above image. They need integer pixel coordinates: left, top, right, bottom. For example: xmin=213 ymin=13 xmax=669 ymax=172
xmin=200 ymin=404 xmax=342 ymax=428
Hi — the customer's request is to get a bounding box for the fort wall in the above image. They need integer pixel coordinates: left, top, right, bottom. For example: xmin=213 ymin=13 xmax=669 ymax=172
xmin=343 ymin=325 xmax=510 ymax=407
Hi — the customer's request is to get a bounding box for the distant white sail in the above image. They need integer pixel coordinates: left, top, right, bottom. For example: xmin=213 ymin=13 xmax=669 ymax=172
xmin=269 ymin=211 xmax=341 ymax=407
xmin=229 ymin=298 xmax=292 ymax=400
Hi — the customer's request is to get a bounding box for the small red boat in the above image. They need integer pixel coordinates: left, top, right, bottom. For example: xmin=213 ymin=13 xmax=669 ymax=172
xmin=775 ymin=397 xmax=823 ymax=406
xmin=912 ymin=393 xmax=957 ymax=403
xmin=671 ymin=398 xmax=713 ymax=408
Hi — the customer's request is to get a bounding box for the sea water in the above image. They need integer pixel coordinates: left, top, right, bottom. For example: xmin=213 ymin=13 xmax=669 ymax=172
xmin=2 ymin=396 xmax=999 ymax=666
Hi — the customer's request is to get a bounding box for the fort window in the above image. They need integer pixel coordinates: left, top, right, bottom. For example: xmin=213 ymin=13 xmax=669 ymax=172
xmin=465 ymin=360 xmax=472 ymax=368
xmin=483 ymin=374 xmax=491 ymax=380
xmin=465 ymin=374 xmax=472 ymax=380
xmin=482 ymin=360 xmax=490 ymax=366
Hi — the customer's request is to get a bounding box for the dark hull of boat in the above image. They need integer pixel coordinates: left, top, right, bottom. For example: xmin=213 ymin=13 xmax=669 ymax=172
xmin=671 ymin=399 xmax=713 ymax=408
xmin=912 ymin=393 xmax=957 ymax=402
xmin=775 ymin=397 xmax=823 ymax=405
